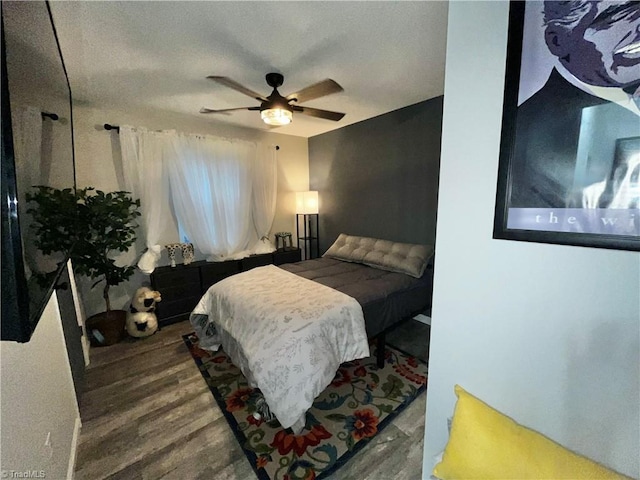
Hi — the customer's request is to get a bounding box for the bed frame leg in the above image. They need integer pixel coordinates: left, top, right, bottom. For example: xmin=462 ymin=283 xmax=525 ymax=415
xmin=377 ymin=332 xmax=385 ymax=368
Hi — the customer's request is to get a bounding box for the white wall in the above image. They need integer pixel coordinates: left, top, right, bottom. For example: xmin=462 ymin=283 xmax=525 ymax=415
xmin=72 ymin=104 xmax=309 ymax=316
xmin=1 ymin=294 xmax=81 ymax=479
xmin=423 ymin=2 xmax=640 ymax=479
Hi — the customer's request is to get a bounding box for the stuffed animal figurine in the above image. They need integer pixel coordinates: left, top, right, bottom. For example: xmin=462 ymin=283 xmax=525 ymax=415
xmin=126 ymin=287 xmax=162 ymax=338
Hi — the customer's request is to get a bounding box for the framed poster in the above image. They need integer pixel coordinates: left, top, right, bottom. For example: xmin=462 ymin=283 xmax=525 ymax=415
xmin=494 ymin=1 xmax=640 ymax=251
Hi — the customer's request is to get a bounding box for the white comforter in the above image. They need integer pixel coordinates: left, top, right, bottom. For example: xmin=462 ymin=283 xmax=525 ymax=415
xmin=190 ymin=264 xmax=370 ymax=433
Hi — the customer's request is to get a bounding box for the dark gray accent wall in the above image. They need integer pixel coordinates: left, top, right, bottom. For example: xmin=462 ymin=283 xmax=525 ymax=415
xmin=309 ymin=96 xmax=443 ymax=253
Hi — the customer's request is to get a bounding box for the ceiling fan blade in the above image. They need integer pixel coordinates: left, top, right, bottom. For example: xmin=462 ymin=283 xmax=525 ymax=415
xmin=286 ymin=79 xmax=343 ymax=103
xmin=200 ymin=106 xmax=260 ymax=114
xmin=206 ymin=76 xmax=268 ymax=102
xmin=292 ymin=105 xmax=345 ymax=121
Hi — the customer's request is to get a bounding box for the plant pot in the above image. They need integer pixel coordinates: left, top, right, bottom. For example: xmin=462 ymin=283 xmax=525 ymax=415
xmin=86 ymin=310 xmax=127 ymax=347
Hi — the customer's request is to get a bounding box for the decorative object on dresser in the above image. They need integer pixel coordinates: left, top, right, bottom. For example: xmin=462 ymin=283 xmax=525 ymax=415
xmin=295 ymin=191 xmax=320 ymax=260
xmin=164 ymin=243 xmax=182 ymax=267
xmin=274 ymin=231 xmax=293 ymax=250
xmin=125 ymin=287 xmax=161 ymax=338
xmin=180 ymin=242 xmax=195 ymax=265
xmin=137 ymin=245 xmax=162 ymax=274
xmin=165 ymin=242 xmax=196 ymax=267
xmin=150 ymin=249 xmax=302 ymax=327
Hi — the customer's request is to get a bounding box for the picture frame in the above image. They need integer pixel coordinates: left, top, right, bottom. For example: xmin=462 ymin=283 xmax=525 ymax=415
xmin=493 ymin=1 xmax=639 ymax=251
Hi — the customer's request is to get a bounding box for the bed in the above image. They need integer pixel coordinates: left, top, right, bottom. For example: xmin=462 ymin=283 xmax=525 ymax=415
xmin=190 ymin=234 xmax=434 ymax=433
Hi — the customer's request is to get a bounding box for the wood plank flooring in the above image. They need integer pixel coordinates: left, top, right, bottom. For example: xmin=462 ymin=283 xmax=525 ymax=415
xmin=75 ymin=320 xmax=429 ymax=480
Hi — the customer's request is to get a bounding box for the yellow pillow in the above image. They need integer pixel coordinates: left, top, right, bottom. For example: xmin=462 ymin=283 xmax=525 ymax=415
xmin=433 ymin=385 xmax=632 ymax=480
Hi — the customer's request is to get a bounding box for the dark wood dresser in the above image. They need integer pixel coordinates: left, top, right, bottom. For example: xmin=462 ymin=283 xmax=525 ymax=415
xmin=150 ymin=248 xmax=302 ymax=327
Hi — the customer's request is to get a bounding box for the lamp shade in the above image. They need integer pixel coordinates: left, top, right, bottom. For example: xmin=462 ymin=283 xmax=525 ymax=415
xmin=296 ymin=191 xmax=319 ymax=214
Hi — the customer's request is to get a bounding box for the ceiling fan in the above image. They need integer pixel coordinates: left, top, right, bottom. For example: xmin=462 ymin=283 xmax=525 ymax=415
xmin=200 ymin=73 xmax=345 ymax=126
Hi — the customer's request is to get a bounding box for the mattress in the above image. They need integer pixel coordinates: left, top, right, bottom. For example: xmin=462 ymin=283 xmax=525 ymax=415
xmin=279 ymin=256 xmax=433 ymax=337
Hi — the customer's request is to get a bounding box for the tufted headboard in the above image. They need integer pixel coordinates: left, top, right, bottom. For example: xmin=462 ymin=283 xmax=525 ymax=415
xmin=323 ymin=233 xmax=434 ymax=278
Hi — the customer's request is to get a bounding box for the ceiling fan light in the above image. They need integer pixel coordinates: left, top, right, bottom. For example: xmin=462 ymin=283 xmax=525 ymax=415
xmin=261 ymin=108 xmax=292 ymax=126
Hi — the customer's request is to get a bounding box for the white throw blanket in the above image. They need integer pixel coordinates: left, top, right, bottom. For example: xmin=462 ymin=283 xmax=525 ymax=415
xmin=190 ymin=264 xmax=370 ymax=433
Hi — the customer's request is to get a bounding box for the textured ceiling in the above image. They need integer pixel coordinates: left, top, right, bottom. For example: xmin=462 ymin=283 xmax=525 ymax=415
xmin=50 ymin=1 xmax=449 ymax=138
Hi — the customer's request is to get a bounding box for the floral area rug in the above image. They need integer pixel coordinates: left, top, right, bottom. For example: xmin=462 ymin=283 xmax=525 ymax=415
xmin=183 ymin=333 xmax=428 ymax=480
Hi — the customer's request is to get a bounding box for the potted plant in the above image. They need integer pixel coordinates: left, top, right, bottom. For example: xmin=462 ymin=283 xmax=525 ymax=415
xmin=27 ymin=186 xmax=141 ymax=345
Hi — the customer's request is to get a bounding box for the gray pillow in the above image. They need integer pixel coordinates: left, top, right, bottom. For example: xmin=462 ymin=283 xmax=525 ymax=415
xmin=324 ymin=233 xmax=434 ymax=278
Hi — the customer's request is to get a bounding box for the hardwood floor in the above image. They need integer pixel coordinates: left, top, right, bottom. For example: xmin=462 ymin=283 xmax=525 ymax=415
xmin=75 ymin=320 xmax=428 ymax=480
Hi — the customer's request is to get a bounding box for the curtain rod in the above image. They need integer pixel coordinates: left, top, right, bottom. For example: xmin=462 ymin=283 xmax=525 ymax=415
xmin=41 ymin=112 xmax=59 ymax=121
xmin=103 ymin=123 xmax=279 ymax=150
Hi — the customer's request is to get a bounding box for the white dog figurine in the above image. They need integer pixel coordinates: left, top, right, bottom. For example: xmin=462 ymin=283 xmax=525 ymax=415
xmin=126 ymin=287 xmax=162 ymax=338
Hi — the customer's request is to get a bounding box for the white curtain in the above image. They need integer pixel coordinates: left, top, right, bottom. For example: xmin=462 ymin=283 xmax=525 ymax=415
xmin=165 ymin=133 xmax=258 ymax=261
xmin=119 ymin=126 xmax=172 ymax=273
xmin=120 ymin=126 xmax=278 ymax=266
xmin=252 ymin=144 xmax=278 ymax=254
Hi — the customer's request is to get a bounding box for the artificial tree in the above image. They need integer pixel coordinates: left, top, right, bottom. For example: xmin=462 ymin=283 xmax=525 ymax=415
xmin=26 ymin=186 xmax=141 ymax=315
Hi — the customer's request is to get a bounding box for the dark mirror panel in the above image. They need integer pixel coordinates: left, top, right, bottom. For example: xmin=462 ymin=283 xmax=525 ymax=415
xmin=1 ymin=1 xmax=75 ymax=342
